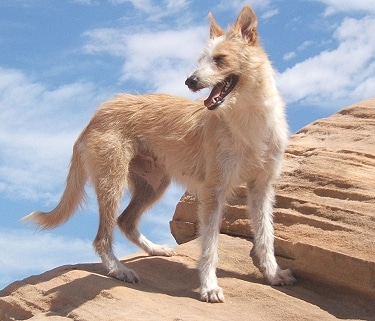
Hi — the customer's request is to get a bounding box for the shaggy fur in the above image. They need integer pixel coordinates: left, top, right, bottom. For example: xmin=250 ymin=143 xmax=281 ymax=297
xmin=24 ymin=5 xmax=295 ymax=303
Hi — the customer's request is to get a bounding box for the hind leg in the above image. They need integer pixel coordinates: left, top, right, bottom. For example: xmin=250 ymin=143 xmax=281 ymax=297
xmin=89 ymin=141 xmax=139 ymax=283
xmin=118 ymin=166 xmax=174 ymax=257
xmin=94 ymin=195 xmax=139 ymax=283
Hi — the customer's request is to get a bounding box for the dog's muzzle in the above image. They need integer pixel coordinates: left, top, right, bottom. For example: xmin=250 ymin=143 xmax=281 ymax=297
xmin=185 ymin=74 xmax=239 ymax=110
xmin=185 ymin=75 xmax=201 ymax=92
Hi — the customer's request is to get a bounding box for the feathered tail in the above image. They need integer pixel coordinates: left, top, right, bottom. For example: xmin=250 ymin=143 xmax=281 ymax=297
xmin=23 ymin=141 xmax=87 ymax=229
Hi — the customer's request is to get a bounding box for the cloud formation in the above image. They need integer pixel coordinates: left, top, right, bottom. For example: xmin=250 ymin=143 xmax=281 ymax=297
xmin=0 ymin=67 xmax=109 ymax=202
xmin=313 ymin=0 xmax=375 ymax=15
xmin=0 ymin=228 xmax=134 ymax=287
xmin=278 ymin=10 xmax=375 ymax=107
xmin=109 ymin=0 xmax=189 ymax=19
xmin=83 ymin=26 xmax=207 ymax=96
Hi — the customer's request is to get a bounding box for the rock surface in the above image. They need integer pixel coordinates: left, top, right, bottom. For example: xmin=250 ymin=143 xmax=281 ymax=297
xmin=1 ymin=98 xmax=375 ymax=320
xmin=1 ymin=234 xmax=375 ymax=321
xmin=170 ymin=98 xmax=375 ymax=298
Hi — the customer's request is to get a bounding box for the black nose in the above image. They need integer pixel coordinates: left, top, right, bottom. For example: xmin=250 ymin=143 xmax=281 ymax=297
xmin=185 ymin=75 xmax=199 ymax=89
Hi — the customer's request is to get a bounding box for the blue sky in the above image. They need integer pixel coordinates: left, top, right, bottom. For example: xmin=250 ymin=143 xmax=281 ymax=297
xmin=1 ymin=0 xmax=374 ymax=289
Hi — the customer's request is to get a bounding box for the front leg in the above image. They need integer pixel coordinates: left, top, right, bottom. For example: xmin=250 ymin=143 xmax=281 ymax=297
xmin=247 ymin=179 xmax=295 ymax=285
xmin=197 ymin=191 xmax=225 ymax=303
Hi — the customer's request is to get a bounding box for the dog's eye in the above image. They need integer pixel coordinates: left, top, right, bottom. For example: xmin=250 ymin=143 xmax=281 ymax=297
xmin=213 ymin=55 xmax=225 ymax=66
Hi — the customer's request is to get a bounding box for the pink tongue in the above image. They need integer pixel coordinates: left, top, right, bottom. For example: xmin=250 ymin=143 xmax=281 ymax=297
xmin=204 ymin=84 xmax=224 ymax=108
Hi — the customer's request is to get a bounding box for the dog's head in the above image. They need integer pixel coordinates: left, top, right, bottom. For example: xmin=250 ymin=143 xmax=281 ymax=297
xmin=185 ymin=5 xmax=260 ymax=110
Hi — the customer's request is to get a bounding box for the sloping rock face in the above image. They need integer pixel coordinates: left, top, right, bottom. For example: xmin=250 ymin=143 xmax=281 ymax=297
xmin=170 ymin=98 xmax=375 ymax=298
xmin=1 ymin=235 xmax=374 ymax=321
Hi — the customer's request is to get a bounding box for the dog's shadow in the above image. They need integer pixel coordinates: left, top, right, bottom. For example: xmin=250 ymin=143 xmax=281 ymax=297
xmin=12 ymin=254 xmax=260 ymax=318
xmin=120 ymin=255 xmax=202 ymax=298
xmin=40 ymin=257 xmax=198 ymax=312
xmin=15 ymin=255 xmax=242 ymax=318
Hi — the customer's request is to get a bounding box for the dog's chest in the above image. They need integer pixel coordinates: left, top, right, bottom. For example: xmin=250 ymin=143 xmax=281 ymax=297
xmin=219 ymin=122 xmax=281 ymax=180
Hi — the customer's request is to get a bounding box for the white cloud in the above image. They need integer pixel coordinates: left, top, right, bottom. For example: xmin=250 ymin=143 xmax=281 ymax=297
xmin=261 ymin=8 xmax=279 ymax=20
xmin=83 ymin=26 xmax=208 ymax=97
xmin=297 ymin=40 xmax=315 ymax=52
xmin=0 ymin=228 xmax=135 ymax=288
xmin=283 ymin=51 xmax=296 ymax=61
xmin=108 ymin=0 xmax=189 ymax=19
xmin=0 ymin=67 xmax=110 ymax=202
xmin=164 ymin=0 xmax=188 ymax=11
xmin=312 ymin=0 xmax=375 ymax=15
xmin=278 ymin=15 xmax=375 ymax=107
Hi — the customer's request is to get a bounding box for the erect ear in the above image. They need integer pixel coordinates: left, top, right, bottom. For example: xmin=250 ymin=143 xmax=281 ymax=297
xmin=232 ymin=5 xmax=258 ymax=44
xmin=209 ymin=12 xmax=224 ymax=38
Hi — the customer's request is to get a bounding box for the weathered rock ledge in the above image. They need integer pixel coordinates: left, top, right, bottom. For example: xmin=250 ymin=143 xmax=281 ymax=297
xmin=1 ymin=234 xmax=374 ymax=321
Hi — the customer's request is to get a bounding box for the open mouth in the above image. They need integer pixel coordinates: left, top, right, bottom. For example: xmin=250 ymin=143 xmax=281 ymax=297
xmin=204 ymin=75 xmax=238 ymax=110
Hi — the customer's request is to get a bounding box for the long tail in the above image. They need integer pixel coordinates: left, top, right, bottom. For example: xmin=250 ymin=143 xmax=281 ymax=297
xmin=23 ymin=141 xmax=87 ymax=229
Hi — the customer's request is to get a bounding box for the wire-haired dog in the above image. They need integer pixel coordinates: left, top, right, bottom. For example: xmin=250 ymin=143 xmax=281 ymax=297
xmin=24 ymin=5 xmax=295 ymax=303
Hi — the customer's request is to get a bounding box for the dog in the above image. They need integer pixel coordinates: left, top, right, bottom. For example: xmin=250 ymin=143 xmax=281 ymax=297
xmin=24 ymin=5 xmax=295 ymax=303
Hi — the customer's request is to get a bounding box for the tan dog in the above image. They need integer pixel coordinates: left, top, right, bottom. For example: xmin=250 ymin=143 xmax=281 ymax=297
xmin=24 ymin=5 xmax=295 ymax=303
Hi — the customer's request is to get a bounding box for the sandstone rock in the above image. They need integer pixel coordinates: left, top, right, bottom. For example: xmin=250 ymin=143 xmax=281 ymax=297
xmin=170 ymin=187 xmax=251 ymax=243
xmin=170 ymin=98 xmax=375 ymax=298
xmin=1 ymin=234 xmax=374 ymax=321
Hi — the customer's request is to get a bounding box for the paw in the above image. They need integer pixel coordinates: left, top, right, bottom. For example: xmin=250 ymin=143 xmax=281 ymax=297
xmin=149 ymin=244 xmax=176 ymax=257
xmin=109 ymin=266 xmax=140 ymax=284
xmin=268 ymin=268 xmax=295 ymax=286
xmin=200 ymin=286 xmax=225 ymax=303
